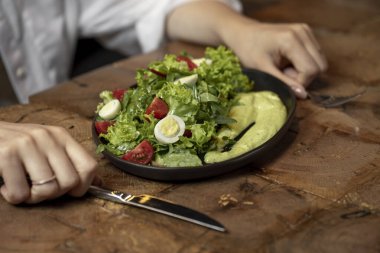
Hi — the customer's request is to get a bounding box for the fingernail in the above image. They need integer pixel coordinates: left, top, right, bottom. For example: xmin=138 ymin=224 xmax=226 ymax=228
xmin=292 ymin=86 xmax=308 ymax=99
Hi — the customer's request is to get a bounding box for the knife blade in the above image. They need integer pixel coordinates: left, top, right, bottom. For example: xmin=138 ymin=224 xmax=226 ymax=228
xmin=0 ymin=177 xmax=226 ymax=232
xmin=88 ymin=185 xmax=226 ymax=232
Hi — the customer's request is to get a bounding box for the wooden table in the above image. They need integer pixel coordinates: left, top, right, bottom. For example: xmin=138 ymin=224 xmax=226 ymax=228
xmin=1 ymin=1 xmax=380 ymax=252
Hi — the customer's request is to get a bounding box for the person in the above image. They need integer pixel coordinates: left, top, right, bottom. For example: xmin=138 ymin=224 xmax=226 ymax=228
xmin=0 ymin=0 xmax=327 ymax=205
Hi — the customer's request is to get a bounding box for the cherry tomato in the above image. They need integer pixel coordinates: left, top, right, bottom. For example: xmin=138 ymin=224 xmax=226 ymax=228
xmin=122 ymin=140 xmax=154 ymax=165
xmin=176 ymin=56 xmax=197 ymax=71
xmin=145 ymin=97 xmax=169 ymax=119
xmin=95 ymin=121 xmax=114 ymax=134
xmin=113 ymin=89 xmax=127 ymax=101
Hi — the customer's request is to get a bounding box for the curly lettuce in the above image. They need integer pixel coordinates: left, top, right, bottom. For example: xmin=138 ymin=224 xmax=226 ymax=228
xmin=96 ymin=46 xmax=254 ymax=167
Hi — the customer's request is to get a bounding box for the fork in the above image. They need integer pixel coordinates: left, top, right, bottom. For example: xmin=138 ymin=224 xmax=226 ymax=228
xmin=307 ymin=87 xmax=367 ymax=108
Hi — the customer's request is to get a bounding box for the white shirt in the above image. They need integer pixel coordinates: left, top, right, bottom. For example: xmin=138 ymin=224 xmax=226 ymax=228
xmin=0 ymin=0 xmax=241 ymax=104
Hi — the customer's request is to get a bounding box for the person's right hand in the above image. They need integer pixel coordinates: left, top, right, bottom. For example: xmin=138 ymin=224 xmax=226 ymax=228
xmin=0 ymin=121 xmax=98 ymax=204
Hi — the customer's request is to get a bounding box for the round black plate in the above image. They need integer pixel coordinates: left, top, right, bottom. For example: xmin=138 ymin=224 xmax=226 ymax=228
xmin=93 ymin=68 xmax=296 ymax=181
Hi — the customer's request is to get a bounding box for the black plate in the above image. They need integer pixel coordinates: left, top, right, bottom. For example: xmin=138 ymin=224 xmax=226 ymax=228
xmin=93 ymin=69 xmax=296 ymax=181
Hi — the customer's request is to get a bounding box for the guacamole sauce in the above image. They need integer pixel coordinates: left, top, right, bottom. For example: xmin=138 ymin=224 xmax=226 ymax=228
xmin=204 ymin=91 xmax=287 ymax=164
xmin=153 ymin=150 xmax=203 ymax=167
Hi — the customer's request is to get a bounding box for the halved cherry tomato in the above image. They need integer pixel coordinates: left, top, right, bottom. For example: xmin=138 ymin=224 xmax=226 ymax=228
xmin=95 ymin=121 xmax=114 ymax=134
xmin=113 ymin=89 xmax=127 ymax=101
xmin=148 ymin=68 xmax=167 ymax=78
xmin=176 ymin=56 xmax=197 ymax=71
xmin=145 ymin=97 xmax=169 ymax=119
xmin=122 ymin=140 xmax=154 ymax=165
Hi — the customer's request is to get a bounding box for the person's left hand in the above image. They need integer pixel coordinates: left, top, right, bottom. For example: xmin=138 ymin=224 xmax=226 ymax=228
xmin=167 ymin=0 xmax=327 ymax=98
xmin=223 ymin=21 xmax=328 ymax=98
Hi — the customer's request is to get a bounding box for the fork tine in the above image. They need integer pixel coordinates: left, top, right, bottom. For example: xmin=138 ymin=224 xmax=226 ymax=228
xmin=309 ymin=87 xmax=367 ymax=108
xmin=324 ymin=88 xmax=367 ymax=108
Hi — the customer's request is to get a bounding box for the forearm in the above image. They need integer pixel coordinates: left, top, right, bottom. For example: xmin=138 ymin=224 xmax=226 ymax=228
xmin=166 ymin=0 xmax=255 ymax=46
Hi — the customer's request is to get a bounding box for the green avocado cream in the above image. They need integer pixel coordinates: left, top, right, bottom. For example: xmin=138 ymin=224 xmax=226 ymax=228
xmin=153 ymin=150 xmax=203 ymax=167
xmin=204 ymin=91 xmax=287 ymax=164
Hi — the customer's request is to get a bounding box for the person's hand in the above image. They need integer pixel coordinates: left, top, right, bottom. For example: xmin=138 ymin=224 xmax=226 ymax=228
xmin=223 ymin=21 xmax=328 ymax=98
xmin=166 ymin=1 xmax=327 ymax=99
xmin=0 ymin=121 xmax=99 ymax=204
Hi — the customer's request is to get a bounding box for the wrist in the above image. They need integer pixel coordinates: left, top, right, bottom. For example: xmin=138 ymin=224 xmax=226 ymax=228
xmin=218 ymin=13 xmax=260 ymax=51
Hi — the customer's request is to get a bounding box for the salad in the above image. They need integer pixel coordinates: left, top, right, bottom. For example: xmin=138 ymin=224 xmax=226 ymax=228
xmin=94 ymin=46 xmax=283 ymax=167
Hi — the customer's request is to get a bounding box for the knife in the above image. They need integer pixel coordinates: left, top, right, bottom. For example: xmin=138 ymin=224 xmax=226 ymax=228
xmin=0 ymin=177 xmax=226 ymax=232
xmin=88 ymin=185 xmax=226 ymax=232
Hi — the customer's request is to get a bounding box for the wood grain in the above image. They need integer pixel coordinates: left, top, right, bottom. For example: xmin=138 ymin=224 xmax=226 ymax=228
xmin=2 ymin=0 xmax=380 ymax=252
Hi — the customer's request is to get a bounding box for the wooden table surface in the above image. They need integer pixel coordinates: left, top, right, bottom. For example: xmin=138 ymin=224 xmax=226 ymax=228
xmin=1 ymin=0 xmax=380 ymax=252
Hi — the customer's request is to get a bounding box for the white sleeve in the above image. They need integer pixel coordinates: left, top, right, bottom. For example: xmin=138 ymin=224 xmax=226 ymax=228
xmin=78 ymin=0 xmax=242 ymax=55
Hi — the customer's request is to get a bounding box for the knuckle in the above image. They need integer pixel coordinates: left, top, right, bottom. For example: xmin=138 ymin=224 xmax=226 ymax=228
xmin=16 ymin=133 xmax=35 ymax=147
xmin=50 ymin=126 xmax=69 ymax=136
xmin=293 ymin=23 xmax=310 ymax=32
xmin=59 ymin=176 xmax=80 ymax=192
xmin=30 ymin=127 xmax=50 ymax=139
xmin=281 ymin=29 xmax=297 ymax=41
xmin=6 ymin=188 xmax=30 ymax=204
xmin=302 ymin=23 xmax=311 ymax=31
xmin=0 ymin=145 xmax=14 ymax=159
xmin=300 ymin=23 xmax=310 ymax=30
xmin=80 ymin=159 xmax=98 ymax=175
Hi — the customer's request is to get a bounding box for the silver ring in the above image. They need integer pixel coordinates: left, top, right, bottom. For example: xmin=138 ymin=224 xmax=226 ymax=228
xmin=31 ymin=175 xmax=57 ymax=185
